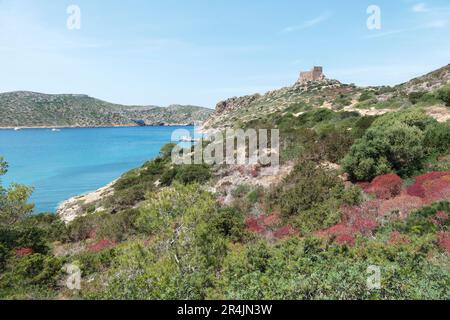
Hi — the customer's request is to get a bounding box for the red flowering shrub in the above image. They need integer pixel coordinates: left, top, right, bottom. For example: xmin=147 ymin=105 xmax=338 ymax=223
xmin=352 ymin=216 xmax=378 ymax=235
xmin=356 ymin=182 xmax=371 ymax=190
xmin=430 ymin=211 xmax=449 ymax=227
xmin=245 ymin=217 xmax=265 ymax=233
xmin=437 ymin=232 xmax=450 ymax=251
xmin=335 ymin=234 xmax=356 ymax=246
xmin=15 ymin=247 xmax=33 ymax=257
xmin=273 ymin=225 xmax=296 ymax=239
xmin=364 ymin=173 xmax=403 ymax=200
xmin=263 ymin=214 xmax=281 ymax=226
xmin=87 ymin=239 xmax=116 ymax=253
xmin=341 ymin=204 xmax=378 ymax=233
xmin=378 ymin=195 xmax=423 ymax=218
xmin=316 ymin=171 xmax=448 ymax=246
xmin=245 ymin=213 xmax=296 ymax=240
xmin=405 ymin=183 xmax=425 ymax=198
xmin=388 ymin=231 xmax=410 ymax=246
xmin=406 ymin=171 xmax=450 ymax=203
xmin=422 ymin=179 xmax=450 ymax=204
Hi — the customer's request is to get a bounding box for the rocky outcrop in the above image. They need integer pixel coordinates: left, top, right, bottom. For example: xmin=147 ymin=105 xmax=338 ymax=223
xmin=57 ymin=181 xmax=116 ymax=224
xmin=215 ymin=94 xmax=261 ymax=115
xmin=214 ymin=163 xmax=294 ymax=206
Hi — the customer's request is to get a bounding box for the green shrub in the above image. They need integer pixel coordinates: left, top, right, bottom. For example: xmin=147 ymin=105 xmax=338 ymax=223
xmin=159 ymin=143 xmax=177 ymax=159
xmin=76 ymin=249 xmax=116 ymax=276
xmin=96 ymin=209 xmax=139 ymax=242
xmin=160 ymin=168 xmax=177 ymax=186
xmin=174 ymin=164 xmax=211 ymax=185
xmin=343 ymin=110 xmax=436 ymax=181
xmin=0 ymin=243 xmax=9 ymax=272
xmin=352 ymin=116 xmax=378 ymax=138
xmin=19 ymin=214 xmax=68 ymax=243
xmin=396 ymin=201 xmax=449 ymax=235
xmin=67 ymin=215 xmax=97 ymax=242
xmin=3 ymin=254 xmax=63 ymax=288
xmin=437 ymin=85 xmax=450 ymax=106
xmin=359 ymin=91 xmax=375 ymax=102
xmin=317 ymin=127 xmax=355 ymax=163
xmin=424 ymin=122 xmax=450 ymax=154
xmin=272 ymin=161 xmax=360 ymax=234
xmin=209 ymin=208 xmax=246 ymax=242
xmin=408 ymin=91 xmax=426 ymax=104
xmin=333 ymin=94 xmax=352 ymax=108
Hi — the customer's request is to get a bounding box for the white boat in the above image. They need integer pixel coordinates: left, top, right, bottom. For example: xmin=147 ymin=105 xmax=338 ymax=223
xmin=14 ymin=127 xmax=21 ymax=131
xmin=178 ymin=135 xmax=200 ymax=142
xmin=52 ymin=128 xmax=61 ymax=132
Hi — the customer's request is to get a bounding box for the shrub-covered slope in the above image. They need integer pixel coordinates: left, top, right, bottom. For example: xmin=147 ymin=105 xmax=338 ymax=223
xmin=0 ymin=91 xmax=213 ymax=127
xmin=0 ymin=65 xmax=449 ymax=300
xmin=202 ymin=64 xmax=450 ymax=130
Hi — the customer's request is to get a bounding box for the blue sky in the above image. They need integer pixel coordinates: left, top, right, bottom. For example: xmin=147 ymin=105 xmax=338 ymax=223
xmin=0 ymin=0 xmax=449 ymax=108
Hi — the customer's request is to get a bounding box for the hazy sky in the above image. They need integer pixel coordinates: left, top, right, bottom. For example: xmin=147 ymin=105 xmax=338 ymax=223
xmin=0 ymin=0 xmax=449 ymax=108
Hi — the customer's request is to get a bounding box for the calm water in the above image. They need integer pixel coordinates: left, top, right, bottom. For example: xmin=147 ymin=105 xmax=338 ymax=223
xmin=0 ymin=126 xmax=193 ymax=213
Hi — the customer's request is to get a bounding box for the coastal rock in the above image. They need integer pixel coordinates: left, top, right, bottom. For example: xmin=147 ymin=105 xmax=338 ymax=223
xmin=57 ymin=181 xmax=116 ymax=224
xmin=215 ymin=94 xmax=261 ymax=115
xmin=215 ymin=163 xmax=294 ymax=206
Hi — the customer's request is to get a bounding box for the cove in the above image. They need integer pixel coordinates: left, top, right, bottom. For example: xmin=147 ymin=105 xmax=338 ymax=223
xmin=0 ymin=126 xmax=193 ymax=213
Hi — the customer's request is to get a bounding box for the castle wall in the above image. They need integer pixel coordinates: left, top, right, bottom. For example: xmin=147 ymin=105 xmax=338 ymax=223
xmin=298 ymin=66 xmax=324 ymax=83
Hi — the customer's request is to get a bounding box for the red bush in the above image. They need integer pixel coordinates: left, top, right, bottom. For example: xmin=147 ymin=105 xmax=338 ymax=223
xmin=430 ymin=211 xmax=449 ymax=227
xmin=245 ymin=217 xmax=265 ymax=233
xmin=263 ymin=214 xmax=281 ymax=226
xmin=245 ymin=214 xmax=296 ymax=240
xmin=316 ymin=171 xmax=448 ymax=246
xmin=315 ymin=223 xmax=355 ymax=239
xmin=405 ymin=183 xmax=425 ymax=198
xmin=365 ymin=173 xmax=403 ymax=200
xmin=273 ymin=225 xmax=295 ymax=239
xmin=378 ymin=195 xmax=423 ymax=218
xmin=422 ymin=179 xmax=450 ymax=204
xmin=335 ymin=234 xmax=356 ymax=246
xmin=87 ymin=239 xmax=116 ymax=253
xmin=15 ymin=247 xmax=33 ymax=257
xmin=315 ymin=223 xmax=356 ymax=246
xmin=437 ymin=232 xmax=450 ymax=251
xmin=406 ymin=171 xmax=450 ymax=203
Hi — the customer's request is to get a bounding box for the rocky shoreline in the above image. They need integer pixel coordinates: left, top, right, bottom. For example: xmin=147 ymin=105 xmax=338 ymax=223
xmin=57 ymin=180 xmax=116 ymax=224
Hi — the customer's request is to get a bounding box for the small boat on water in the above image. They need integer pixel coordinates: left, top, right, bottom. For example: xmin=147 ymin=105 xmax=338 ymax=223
xmin=178 ymin=135 xmax=200 ymax=143
xmin=52 ymin=128 xmax=61 ymax=132
xmin=14 ymin=127 xmax=21 ymax=131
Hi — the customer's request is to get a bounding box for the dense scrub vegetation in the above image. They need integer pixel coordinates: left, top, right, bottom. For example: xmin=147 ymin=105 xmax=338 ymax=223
xmin=1 ymin=101 xmax=449 ymax=300
xmin=343 ymin=110 xmax=449 ymax=181
xmin=0 ymin=91 xmax=213 ymax=127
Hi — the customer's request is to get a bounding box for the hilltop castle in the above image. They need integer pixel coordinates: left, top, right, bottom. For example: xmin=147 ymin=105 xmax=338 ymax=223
xmin=298 ymin=66 xmax=325 ymax=84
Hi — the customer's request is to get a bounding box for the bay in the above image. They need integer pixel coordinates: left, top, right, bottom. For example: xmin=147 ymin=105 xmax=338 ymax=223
xmin=0 ymin=126 xmax=193 ymax=213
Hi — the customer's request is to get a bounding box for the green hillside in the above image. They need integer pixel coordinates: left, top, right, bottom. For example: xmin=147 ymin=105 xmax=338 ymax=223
xmin=203 ymin=64 xmax=450 ymax=130
xmin=0 ymin=91 xmax=213 ymax=127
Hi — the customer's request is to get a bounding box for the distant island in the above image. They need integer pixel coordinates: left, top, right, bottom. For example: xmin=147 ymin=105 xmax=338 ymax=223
xmin=0 ymin=91 xmax=213 ymax=128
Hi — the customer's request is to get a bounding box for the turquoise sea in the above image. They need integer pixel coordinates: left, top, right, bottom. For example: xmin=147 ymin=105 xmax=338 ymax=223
xmin=0 ymin=126 xmax=193 ymax=213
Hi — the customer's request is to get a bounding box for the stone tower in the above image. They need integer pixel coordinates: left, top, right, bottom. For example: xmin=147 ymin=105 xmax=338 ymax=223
xmin=298 ymin=66 xmax=325 ymax=84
